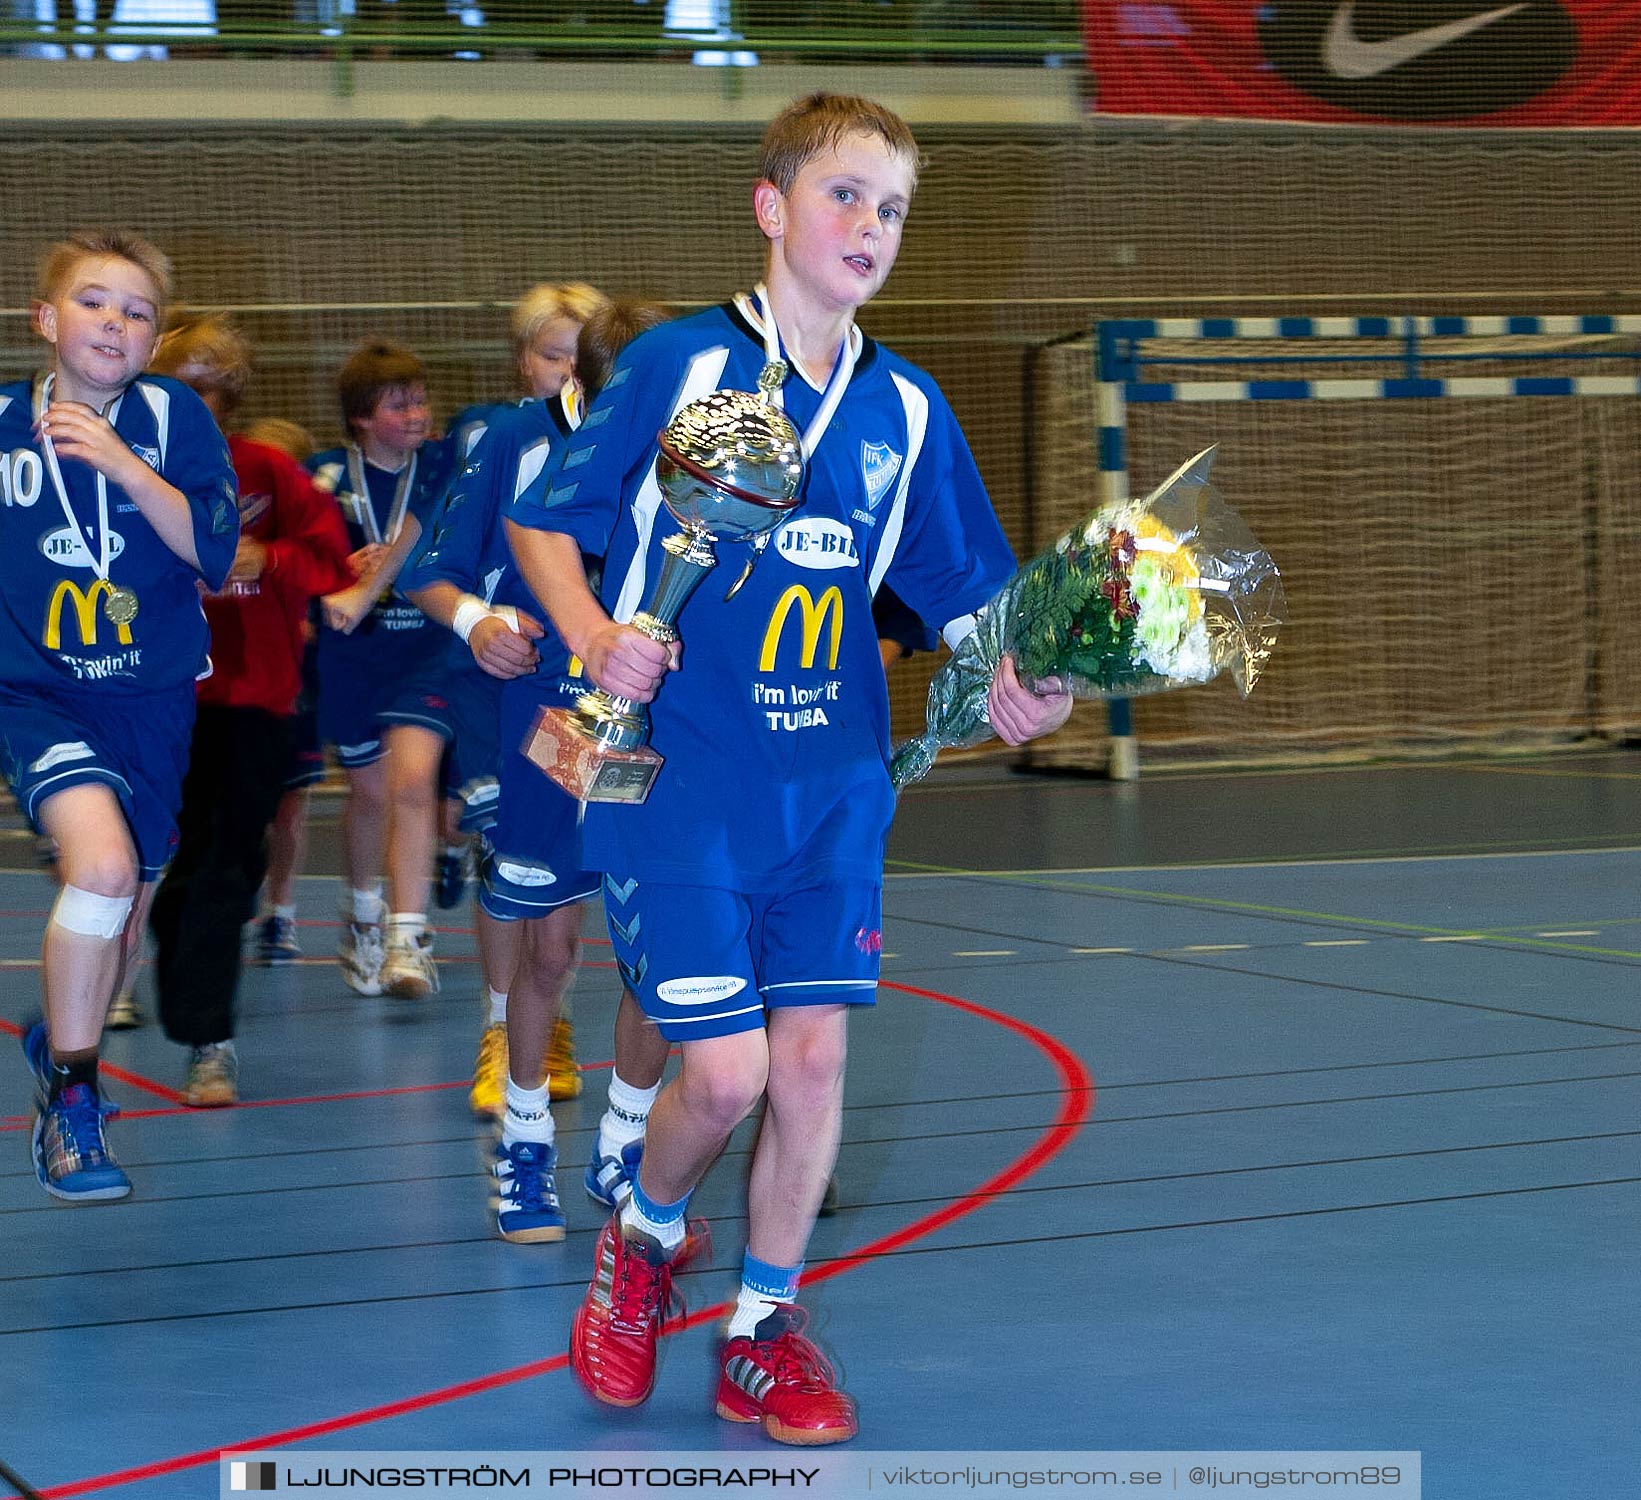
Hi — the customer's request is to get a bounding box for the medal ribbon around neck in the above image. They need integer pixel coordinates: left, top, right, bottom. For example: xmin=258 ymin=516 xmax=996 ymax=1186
xmin=37 ymin=373 xmax=138 ymax=629
xmin=733 ymin=282 xmax=860 ymax=458
xmin=345 ymin=444 xmax=418 ymax=546
xmin=718 ymin=285 xmax=860 ymax=601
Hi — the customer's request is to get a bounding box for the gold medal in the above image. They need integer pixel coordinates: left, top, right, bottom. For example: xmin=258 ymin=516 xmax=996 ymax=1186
xmin=757 ymin=359 xmax=788 ymax=396
xmin=103 ymin=585 xmax=139 ymax=627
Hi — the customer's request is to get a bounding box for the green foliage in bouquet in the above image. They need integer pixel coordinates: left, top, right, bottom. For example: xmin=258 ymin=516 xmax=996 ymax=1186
xmin=888 ymin=528 xmax=1155 ymax=787
xmin=889 ymin=446 xmax=1285 ymax=791
xmin=1011 ymin=532 xmax=1147 ymax=692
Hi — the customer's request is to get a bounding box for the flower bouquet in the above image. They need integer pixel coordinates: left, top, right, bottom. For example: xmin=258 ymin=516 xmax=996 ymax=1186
xmin=890 ymin=446 xmax=1284 ymax=789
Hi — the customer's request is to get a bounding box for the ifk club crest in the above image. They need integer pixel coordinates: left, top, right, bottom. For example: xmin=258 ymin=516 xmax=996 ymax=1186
xmin=859 ymin=440 xmax=902 ymax=517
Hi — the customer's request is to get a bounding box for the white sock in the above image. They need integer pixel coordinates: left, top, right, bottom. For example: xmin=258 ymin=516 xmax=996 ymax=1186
xmin=387 ymin=912 xmax=426 ymax=946
xmin=501 ymin=1076 xmax=553 ymax=1149
xmin=725 ymin=1255 xmax=801 ymax=1339
xmin=619 ymin=1185 xmax=688 ymax=1254
xmin=273 ymin=902 xmax=297 ymax=923
xmin=599 ymin=1072 xmax=659 ymax=1158
xmin=726 ymin=1284 xmax=785 ymax=1340
xmin=486 ymin=986 xmax=508 ymax=1026
xmin=349 ymin=885 xmax=384 ymax=925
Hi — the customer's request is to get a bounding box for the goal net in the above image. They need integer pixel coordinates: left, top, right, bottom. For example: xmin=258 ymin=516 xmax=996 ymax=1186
xmin=1023 ymin=316 xmax=1641 ymax=769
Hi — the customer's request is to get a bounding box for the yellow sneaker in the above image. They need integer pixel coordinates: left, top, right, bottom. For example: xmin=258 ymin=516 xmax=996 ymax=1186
xmin=545 ymin=1014 xmax=581 ymax=1100
xmin=470 ymin=1022 xmax=509 ymax=1120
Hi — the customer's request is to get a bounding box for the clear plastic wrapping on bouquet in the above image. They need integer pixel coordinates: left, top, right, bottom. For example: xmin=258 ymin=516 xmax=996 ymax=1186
xmin=890 ymin=447 xmax=1285 ymax=789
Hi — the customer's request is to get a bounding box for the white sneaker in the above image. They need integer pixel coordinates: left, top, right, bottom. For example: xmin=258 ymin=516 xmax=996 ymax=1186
xmin=185 ymin=1041 xmax=238 ymax=1108
xmin=105 ymin=987 xmax=144 ymax=1030
xmin=380 ymin=931 xmax=439 ymax=1000
xmin=340 ymin=920 xmax=385 ymax=997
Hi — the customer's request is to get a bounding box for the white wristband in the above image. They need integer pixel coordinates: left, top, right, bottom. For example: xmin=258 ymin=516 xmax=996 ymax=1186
xmin=490 ymin=604 xmax=521 ymax=635
xmin=451 ymin=595 xmax=490 ymax=644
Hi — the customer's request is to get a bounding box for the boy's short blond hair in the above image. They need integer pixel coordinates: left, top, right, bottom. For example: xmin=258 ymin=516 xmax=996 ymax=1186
xmin=757 ymin=93 xmax=922 ymax=196
xmin=510 ymin=283 xmax=610 ymax=357
xmin=150 ymin=312 xmax=253 ymax=414
xmin=577 ymin=298 xmax=674 ymax=400
xmin=242 ymin=417 xmax=317 ymax=463
xmin=35 ymin=228 xmax=174 ymax=310
xmin=337 ymin=340 xmax=428 ymax=433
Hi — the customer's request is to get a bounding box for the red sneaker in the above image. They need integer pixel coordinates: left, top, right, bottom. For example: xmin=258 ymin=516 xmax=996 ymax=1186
xmin=715 ymin=1304 xmax=859 ymax=1446
xmin=570 ymin=1215 xmax=679 ymax=1407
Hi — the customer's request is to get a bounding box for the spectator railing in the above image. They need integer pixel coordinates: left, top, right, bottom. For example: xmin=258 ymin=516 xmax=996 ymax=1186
xmin=0 ymin=1 xmax=1083 ymax=74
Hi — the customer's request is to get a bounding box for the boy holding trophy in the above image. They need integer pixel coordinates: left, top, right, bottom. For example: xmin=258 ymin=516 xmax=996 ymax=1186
xmin=507 ymin=94 xmax=1069 ymax=1442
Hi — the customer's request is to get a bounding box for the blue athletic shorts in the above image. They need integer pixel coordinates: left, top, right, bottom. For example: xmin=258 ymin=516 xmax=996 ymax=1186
xmin=315 ymin=624 xmax=442 ymax=769
xmin=478 ymin=673 xmax=600 ymax=921
xmin=0 ymin=680 xmax=196 ymax=883
xmin=603 ymin=874 xmax=883 ymax=1041
xmin=378 ymin=655 xmax=503 ymax=834
xmin=283 ymin=704 xmax=325 ymax=790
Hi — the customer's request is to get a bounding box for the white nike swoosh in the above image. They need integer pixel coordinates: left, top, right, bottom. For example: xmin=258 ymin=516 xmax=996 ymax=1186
xmin=1323 ymin=2 xmax=1528 ymax=79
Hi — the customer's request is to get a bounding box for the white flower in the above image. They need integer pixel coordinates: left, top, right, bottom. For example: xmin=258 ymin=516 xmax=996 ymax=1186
xmin=1130 ymin=554 xmax=1192 ymax=672
xmin=1167 ymin=619 xmax=1216 ymax=683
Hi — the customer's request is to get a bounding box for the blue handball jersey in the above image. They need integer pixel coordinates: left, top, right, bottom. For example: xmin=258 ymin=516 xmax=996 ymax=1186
xmin=444 ymin=402 xmax=496 ymax=465
xmin=509 ymin=301 xmax=1017 ymax=891
xmin=403 ymin=389 xmax=581 ymax=694
xmin=0 ymin=375 xmax=238 ymax=696
xmin=307 ymin=439 xmax=452 ymax=650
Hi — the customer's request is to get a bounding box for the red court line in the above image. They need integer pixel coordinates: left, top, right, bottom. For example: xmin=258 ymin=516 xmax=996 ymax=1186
xmin=0 ymin=951 xmax=622 ymax=1121
xmin=68 ymin=1061 xmax=184 ymax=1106
xmin=0 ymin=1062 xmax=623 ymax=1133
xmin=0 ymin=1018 xmax=184 ymax=1106
xmin=14 ymin=980 xmax=1094 ymax=1500
xmin=812 ymin=980 xmax=1093 ymax=1275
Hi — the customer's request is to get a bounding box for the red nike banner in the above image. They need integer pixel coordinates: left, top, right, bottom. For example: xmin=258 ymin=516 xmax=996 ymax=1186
xmin=1084 ymin=2 xmax=1641 ymax=126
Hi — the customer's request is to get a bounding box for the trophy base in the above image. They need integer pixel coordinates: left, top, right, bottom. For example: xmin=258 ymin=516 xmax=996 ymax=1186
xmin=525 ymin=706 xmax=662 ymax=804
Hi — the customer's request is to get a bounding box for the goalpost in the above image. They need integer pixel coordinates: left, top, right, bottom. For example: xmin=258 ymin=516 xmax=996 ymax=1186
xmin=1023 ymin=314 xmax=1641 ymax=776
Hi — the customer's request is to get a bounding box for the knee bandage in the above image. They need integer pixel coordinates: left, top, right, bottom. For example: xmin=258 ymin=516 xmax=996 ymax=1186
xmin=51 ymin=884 xmax=134 ymax=940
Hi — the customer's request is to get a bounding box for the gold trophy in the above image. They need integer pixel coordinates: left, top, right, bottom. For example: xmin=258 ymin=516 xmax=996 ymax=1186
xmin=526 ymin=365 xmax=806 ymax=803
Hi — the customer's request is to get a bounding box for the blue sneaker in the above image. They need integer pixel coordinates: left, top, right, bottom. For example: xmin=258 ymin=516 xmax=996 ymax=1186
xmin=254 ymin=913 xmax=302 ymax=966
xmin=434 ymin=843 xmax=471 ymax=910
xmin=25 ymin=1021 xmax=121 ymax=1118
xmin=32 ymin=1082 xmax=132 ymax=1202
xmin=21 ymin=1020 xmax=51 ymax=1100
xmin=585 ymin=1137 xmax=644 ymax=1210
xmin=493 ymin=1140 xmax=566 ymax=1243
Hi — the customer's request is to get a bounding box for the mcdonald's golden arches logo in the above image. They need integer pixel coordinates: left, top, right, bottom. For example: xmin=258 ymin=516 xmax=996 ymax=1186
xmin=44 ymin=578 xmax=134 ymax=650
xmin=760 ymin=585 xmax=843 ymax=672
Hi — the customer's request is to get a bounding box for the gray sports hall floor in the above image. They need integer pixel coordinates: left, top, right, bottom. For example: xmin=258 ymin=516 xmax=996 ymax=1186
xmin=2 ymin=752 xmax=1637 ymax=1498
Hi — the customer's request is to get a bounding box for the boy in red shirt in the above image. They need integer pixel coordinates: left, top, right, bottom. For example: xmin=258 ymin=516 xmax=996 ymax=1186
xmin=145 ymin=315 xmax=357 ymax=1105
